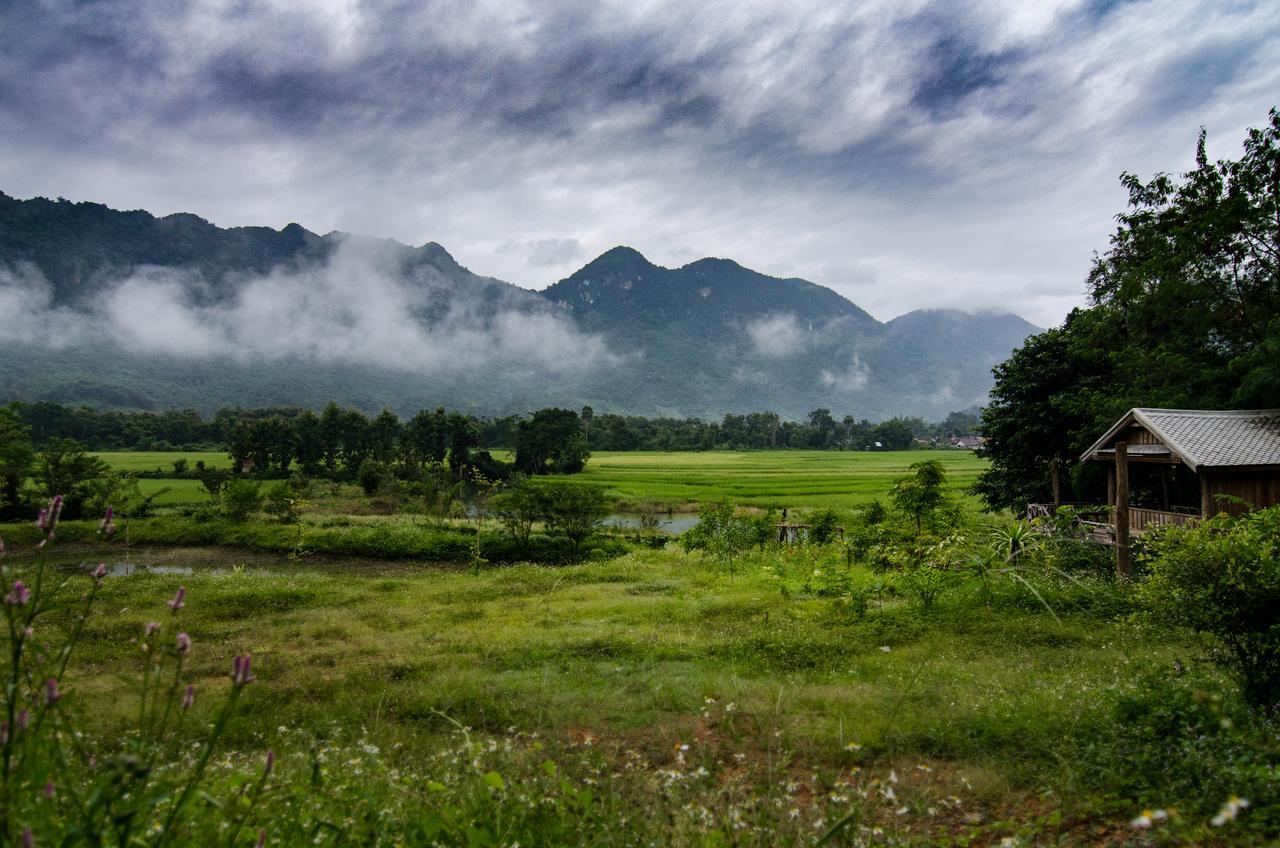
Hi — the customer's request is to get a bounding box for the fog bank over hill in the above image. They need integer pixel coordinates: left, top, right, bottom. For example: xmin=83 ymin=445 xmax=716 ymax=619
xmin=0 ymin=192 xmax=1039 ymax=419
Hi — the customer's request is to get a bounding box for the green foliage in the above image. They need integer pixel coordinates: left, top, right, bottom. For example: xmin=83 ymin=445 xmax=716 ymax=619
xmin=514 ymin=408 xmax=589 ymax=475
xmin=809 ymin=508 xmax=840 ymax=544
xmin=888 ymin=459 xmax=948 ymax=534
xmin=222 ymin=479 xmax=262 ymax=522
xmin=194 ymin=462 xmax=231 ymax=500
xmin=264 ymin=482 xmax=299 ymax=524
xmin=537 ymin=480 xmax=610 ymax=554
xmin=490 ymin=475 xmax=541 ymax=553
xmin=977 ymin=109 xmax=1280 ymax=510
xmin=0 ymin=405 xmax=35 ymax=518
xmin=681 ymin=502 xmax=754 ymax=568
xmin=36 ymin=437 xmax=110 ymax=517
xmin=0 ymin=525 xmax=262 ymax=845
xmin=356 ymin=458 xmax=389 ymax=496
xmin=1139 ymin=506 xmax=1280 ymax=709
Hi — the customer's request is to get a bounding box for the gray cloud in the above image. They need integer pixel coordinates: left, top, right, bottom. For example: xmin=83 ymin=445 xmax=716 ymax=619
xmin=1 ymin=0 xmax=1277 ymax=327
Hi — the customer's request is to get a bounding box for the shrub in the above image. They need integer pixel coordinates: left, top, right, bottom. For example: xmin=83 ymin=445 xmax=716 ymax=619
xmin=539 ymin=480 xmax=610 ymax=555
xmin=357 ymin=458 xmax=389 ymax=496
xmin=681 ymin=502 xmax=753 ymax=570
xmin=809 ymin=508 xmax=840 ymax=544
xmin=263 ymin=481 xmax=299 ymax=524
xmin=1138 ymin=506 xmax=1280 ymax=710
xmin=222 ymin=479 xmax=262 ymax=522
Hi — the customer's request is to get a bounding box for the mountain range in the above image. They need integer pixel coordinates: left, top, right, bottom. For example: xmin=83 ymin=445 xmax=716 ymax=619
xmin=0 ymin=191 xmax=1039 ymax=420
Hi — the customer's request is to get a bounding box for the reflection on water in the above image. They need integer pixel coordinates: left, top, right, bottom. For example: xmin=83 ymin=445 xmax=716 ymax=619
xmin=603 ymin=513 xmax=699 ymax=533
xmin=105 ymin=563 xmax=277 ymax=577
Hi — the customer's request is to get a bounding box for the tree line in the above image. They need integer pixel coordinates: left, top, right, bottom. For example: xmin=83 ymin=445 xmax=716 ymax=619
xmin=4 ymin=400 xmax=982 ymax=455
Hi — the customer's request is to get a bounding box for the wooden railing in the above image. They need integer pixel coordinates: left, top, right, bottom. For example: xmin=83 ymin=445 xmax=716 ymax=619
xmin=1027 ymin=503 xmax=1199 ymax=543
xmin=1128 ymin=507 xmax=1199 ymax=534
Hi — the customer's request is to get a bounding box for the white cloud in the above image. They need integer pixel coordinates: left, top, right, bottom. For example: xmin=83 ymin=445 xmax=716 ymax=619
xmin=0 ymin=239 xmax=617 ymax=374
xmin=744 ymin=313 xmax=806 ymax=357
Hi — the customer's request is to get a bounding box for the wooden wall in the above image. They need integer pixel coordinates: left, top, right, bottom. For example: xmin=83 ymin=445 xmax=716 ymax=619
xmin=1202 ymin=470 xmax=1280 ymax=516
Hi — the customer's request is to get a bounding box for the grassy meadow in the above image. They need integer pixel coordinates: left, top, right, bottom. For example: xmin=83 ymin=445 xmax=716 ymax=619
xmin=3 ymin=449 xmax=1274 ymax=845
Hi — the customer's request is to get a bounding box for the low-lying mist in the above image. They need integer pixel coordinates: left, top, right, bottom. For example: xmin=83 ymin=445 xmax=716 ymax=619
xmin=0 ymin=237 xmax=618 ymax=377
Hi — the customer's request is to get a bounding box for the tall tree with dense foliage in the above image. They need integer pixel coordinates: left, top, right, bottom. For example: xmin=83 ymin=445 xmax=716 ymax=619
xmin=0 ymin=406 xmax=35 ymax=518
xmin=977 ymin=109 xmax=1280 ymax=511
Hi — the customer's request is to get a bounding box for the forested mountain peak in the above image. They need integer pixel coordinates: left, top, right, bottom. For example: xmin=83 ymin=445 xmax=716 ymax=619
xmin=0 ymin=190 xmax=1038 ymax=419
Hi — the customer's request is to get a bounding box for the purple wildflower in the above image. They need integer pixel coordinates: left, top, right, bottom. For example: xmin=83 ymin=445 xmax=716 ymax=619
xmin=231 ymin=653 xmax=256 ymax=686
xmin=17 ymin=710 xmax=28 ymax=730
xmin=44 ymin=678 xmax=61 ymax=705
xmin=92 ymin=563 xmax=107 ymax=580
xmin=5 ymin=580 xmax=30 ymax=606
xmin=182 ymin=684 xmax=195 ymax=710
xmin=176 ymin=632 xmax=191 ymax=654
xmin=43 ymin=780 xmax=54 ymax=799
xmin=35 ymin=509 xmax=49 ymax=532
xmin=99 ymin=506 xmax=113 ymax=531
xmin=255 ymin=830 xmax=266 ymax=848
xmin=144 ymin=622 xmax=160 ymax=637
xmin=264 ymin=749 xmax=275 ymax=777
xmin=0 ymin=723 xmax=8 ymax=745
xmin=167 ymin=586 xmax=186 ymax=611
xmin=20 ymin=826 xmax=33 ymax=848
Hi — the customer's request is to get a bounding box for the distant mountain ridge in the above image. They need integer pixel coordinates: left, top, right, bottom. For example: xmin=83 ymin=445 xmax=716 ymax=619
xmin=0 ymin=191 xmax=1040 ymax=419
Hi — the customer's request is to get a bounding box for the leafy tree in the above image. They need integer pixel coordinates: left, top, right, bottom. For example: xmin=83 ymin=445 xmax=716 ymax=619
xmin=37 ymin=438 xmax=109 ymax=518
xmin=403 ymin=408 xmax=447 ymax=469
xmin=369 ymin=408 xmax=401 ymax=462
xmin=490 ymin=475 xmax=541 ymax=553
xmin=514 ymin=408 xmax=584 ymax=475
xmin=889 ymin=460 xmax=948 ymax=535
xmin=194 ymin=463 xmax=231 ymax=500
xmin=539 ymin=481 xmax=610 ymax=555
xmin=446 ymin=413 xmax=479 ymax=478
xmin=0 ymin=406 xmax=35 ymax=518
xmin=977 ymin=110 xmax=1280 ymax=510
xmin=681 ymin=502 xmax=754 ymax=569
xmin=292 ymin=410 xmax=324 ymax=474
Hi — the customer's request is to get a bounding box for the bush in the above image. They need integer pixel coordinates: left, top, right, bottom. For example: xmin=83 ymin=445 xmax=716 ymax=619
xmin=1138 ymin=506 xmax=1280 ymax=710
xmin=538 ymin=480 xmax=610 ymax=555
xmin=263 ymin=482 xmax=299 ymax=524
xmin=222 ymin=479 xmax=262 ymax=522
xmin=357 ymin=459 xmax=389 ymax=496
xmin=808 ymin=508 xmax=840 ymax=544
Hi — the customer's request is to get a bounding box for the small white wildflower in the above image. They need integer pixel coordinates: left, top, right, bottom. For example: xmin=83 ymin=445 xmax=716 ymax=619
xmin=879 ymin=645 xmax=891 ymax=653
xmin=844 ymin=742 xmax=862 ymax=752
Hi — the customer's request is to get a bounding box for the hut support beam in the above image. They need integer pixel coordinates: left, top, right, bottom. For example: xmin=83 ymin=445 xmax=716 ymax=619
xmin=1115 ymin=441 xmax=1131 ymax=580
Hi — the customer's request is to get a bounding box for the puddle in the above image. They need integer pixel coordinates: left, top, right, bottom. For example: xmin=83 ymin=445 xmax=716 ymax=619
xmin=603 ymin=512 xmax=699 ymax=533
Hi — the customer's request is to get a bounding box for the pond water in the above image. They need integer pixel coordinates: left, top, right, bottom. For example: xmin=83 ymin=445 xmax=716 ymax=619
xmin=603 ymin=512 xmax=699 ymax=533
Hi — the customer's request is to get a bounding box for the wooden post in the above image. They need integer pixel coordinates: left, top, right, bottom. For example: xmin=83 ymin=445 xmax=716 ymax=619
xmin=1106 ymin=464 xmax=1116 ymax=506
xmin=1200 ymin=474 xmax=1213 ymax=518
xmin=1115 ymin=442 xmax=1131 ymax=580
xmin=1050 ymin=458 xmax=1062 ymax=506
xmin=1160 ymin=466 xmax=1170 ymax=510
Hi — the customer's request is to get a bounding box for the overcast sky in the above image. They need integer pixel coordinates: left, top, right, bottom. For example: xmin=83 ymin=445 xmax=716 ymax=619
xmin=2 ymin=0 xmax=1277 ymax=326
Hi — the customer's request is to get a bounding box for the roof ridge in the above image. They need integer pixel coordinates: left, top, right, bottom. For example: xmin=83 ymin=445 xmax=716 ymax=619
xmin=1138 ymin=408 xmax=1280 ymax=417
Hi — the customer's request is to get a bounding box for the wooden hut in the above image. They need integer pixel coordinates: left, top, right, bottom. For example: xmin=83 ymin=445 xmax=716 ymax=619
xmin=1078 ymin=408 xmax=1280 ymax=575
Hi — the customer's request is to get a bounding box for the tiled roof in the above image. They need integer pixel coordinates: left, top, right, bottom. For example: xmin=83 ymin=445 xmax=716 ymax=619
xmin=1082 ymin=408 xmax=1280 ymax=469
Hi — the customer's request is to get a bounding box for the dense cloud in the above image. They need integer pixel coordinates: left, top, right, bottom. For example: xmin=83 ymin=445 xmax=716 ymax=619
xmin=1 ymin=1 xmax=1277 ymax=326
xmin=0 ymin=238 xmax=616 ymax=374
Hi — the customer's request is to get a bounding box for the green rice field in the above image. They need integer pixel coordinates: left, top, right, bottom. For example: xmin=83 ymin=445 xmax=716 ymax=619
xmin=565 ymin=449 xmax=985 ymax=509
xmin=95 ymin=448 xmax=985 ymax=510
